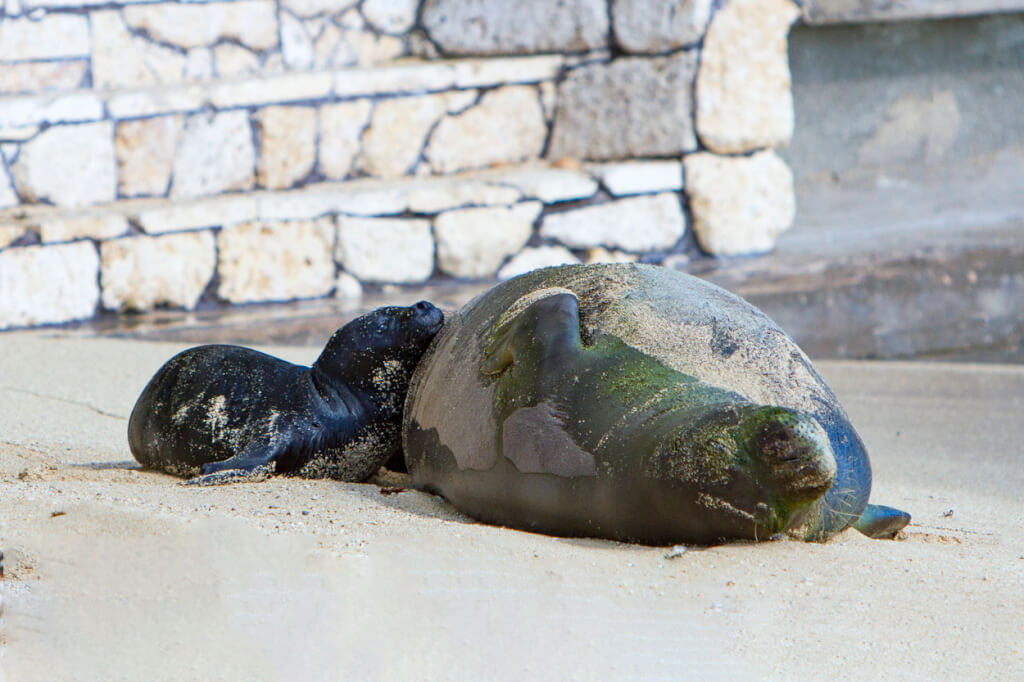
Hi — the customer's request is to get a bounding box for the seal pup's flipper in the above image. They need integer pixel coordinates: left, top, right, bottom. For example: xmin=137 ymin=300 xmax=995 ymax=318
xmin=852 ymin=504 xmax=911 ymax=539
xmin=184 ymin=439 xmax=284 ymax=486
xmin=482 ymin=290 xmax=583 ymax=379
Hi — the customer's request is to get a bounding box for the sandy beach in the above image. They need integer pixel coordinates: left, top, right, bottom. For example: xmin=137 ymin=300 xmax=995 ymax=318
xmin=1 ymin=333 xmax=1022 ymax=680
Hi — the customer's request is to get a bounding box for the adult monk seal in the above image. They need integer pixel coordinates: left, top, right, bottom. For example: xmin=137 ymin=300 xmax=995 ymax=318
xmin=402 ymin=264 xmax=909 ymax=544
xmin=129 ymin=301 xmax=443 ymax=485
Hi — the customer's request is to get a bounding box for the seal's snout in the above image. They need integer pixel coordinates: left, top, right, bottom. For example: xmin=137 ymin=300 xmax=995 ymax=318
xmin=750 ymin=408 xmax=836 ymax=503
xmin=411 ymin=300 xmax=444 ymax=334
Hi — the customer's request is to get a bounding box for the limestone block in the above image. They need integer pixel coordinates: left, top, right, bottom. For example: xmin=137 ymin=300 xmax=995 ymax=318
xmin=0 ymin=242 xmax=99 ymax=329
xmin=329 ymin=186 xmax=409 ymax=216
xmin=218 ymin=218 xmax=336 ymax=303
xmin=335 ymin=270 xmax=363 ymax=300
xmin=358 ymin=94 xmax=450 ymax=178
xmin=422 ymin=0 xmax=608 ymax=55
xmin=282 ymin=0 xmax=358 ymax=17
xmin=435 ymin=201 xmax=541 ymax=279
xmin=116 ymin=115 xmax=183 ymax=198
xmin=333 ymin=62 xmax=456 ymax=97
xmin=484 ymin=165 xmax=598 ymax=204
xmin=549 ymin=53 xmax=698 ymax=161
xmin=123 ymin=2 xmax=278 ymax=50
xmin=170 ymin=111 xmax=255 ymax=200
xmin=585 ymin=247 xmax=638 ymax=264
xmin=588 ymin=160 xmax=683 ymax=196
xmin=427 ymin=86 xmax=546 ymax=175
xmin=540 ymin=193 xmax=685 ymax=252
xmin=40 ymin=214 xmax=129 ymax=243
xmin=91 ymin=11 xmax=185 ymax=89
xmin=184 ymin=48 xmax=214 ymax=81
xmin=256 ymin=106 xmax=316 ymax=189
xmin=497 ymin=245 xmax=580 ymax=280
xmin=612 ymin=0 xmax=711 ymax=53
xmin=363 ymin=0 xmax=418 ymax=34
xmin=452 ymin=55 xmax=563 ymax=88
xmin=0 ymin=92 xmax=104 ymax=128
xmin=0 ymin=15 xmax=90 ymax=61
xmin=684 ymin=151 xmax=795 ymax=255
xmin=209 ymin=72 xmax=333 ymax=108
xmin=0 ymin=60 xmax=87 ymax=95
xmin=106 ymin=86 xmax=205 ymax=120
xmin=100 ymin=231 xmax=216 ymax=311
xmin=281 ymin=10 xmax=316 ymax=71
xmin=319 ymin=100 xmax=372 ymax=180
xmin=214 ymin=44 xmax=262 ymax=79
xmin=0 ymin=225 xmax=25 ymax=248
xmin=10 ymin=122 xmax=115 ymax=207
xmin=695 ymin=0 xmax=800 ymax=153
xmin=343 ymin=30 xmax=405 ymax=66
xmin=336 ymin=217 xmax=433 ymax=283
xmin=407 ymin=180 xmax=521 ymax=214
xmin=133 ymin=195 xmax=259 ymax=234
xmin=0 ymin=166 xmax=17 ymax=208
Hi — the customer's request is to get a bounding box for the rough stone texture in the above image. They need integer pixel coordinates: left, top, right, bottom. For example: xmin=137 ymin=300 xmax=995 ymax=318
xmin=280 ymin=11 xmax=316 ymax=71
xmin=184 ymin=48 xmax=215 ymax=81
xmin=427 ymin=86 xmax=547 ymax=175
xmin=585 ymin=246 xmax=638 ymax=264
xmin=612 ymin=0 xmax=712 ymax=52
xmin=407 ymin=181 xmax=521 ymax=214
xmin=106 ymin=87 xmax=205 ymax=120
xmin=362 ymin=0 xmax=418 ymax=34
xmin=335 ymin=270 xmax=363 ymax=299
xmin=100 ymin=231 xmax=216 ymax=311
xmin=336 ymin=217 xmax=434 ymax=283
xmin=540 ymin=193 xmax=686 ymax=251
xmin=282 ymin=0 xmax=358 ymax=17
xmin=0 ymin=167 xmax=18 ymax=208
xmin=684 ymin=151 xmax=796 ymax=255
xmin=548 ymin=53 xmax=698 ymax=161
xmin=218 ymin=218 xmax=336 ymax=303
xmin=483 ymin=165 xmax=598 ymax=203
xmin=435 ymin=201 xmax=541 ymax=278
xmin=358 ymin=94 xmax=450 ymax=178
xmin=10 ymin=122 xmax=115 ymax=208
xmin=695 ymin=0 xmax=801 ymax=153
xmin=123 ymin=2 xmax=278 ymax=50
xmin=116 ymin=115 xmax=183 ymax=198
xmin=214 ymin=44 xmax=262 ymax=79
xmin=0 ymin=60 xmax=88 ymax=95
xmin=256 ymin=106 xmax=317 ymax=189
xmin=497 ymin=245 xmax=580 ymax=280
xmin=170 ymin=111 xmax=255 ymax=200
xmin=319 ymin=100 xmax=372 ymax=179
xmin=2 ymin=92 xmax=104 ymax=129
xmin=0 ymin=225 xmax=25 ymax=248
xmin=210 ymin=72 xmax=333 ymax=108
xmin=0 ymin=242 xmax=99 ymax=329
xmin=422 ymin=0 xmax=609 ymax=55
xmin=39 ymin=215 xmax=129 ymax=243
xmin=91 ymin=11 xmax=185 ymax=89
xmin=589 ymin=160 xmax=683 ymax=196
xmin=0 ymin=14 xmax=90 ymax=61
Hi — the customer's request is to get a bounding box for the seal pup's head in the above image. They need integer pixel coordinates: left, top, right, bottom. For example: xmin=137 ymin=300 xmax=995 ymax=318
xmin=315 ymin=301 xmax=444 ymax=408
xmin=656 ymin=405 xmax=837 ymax=542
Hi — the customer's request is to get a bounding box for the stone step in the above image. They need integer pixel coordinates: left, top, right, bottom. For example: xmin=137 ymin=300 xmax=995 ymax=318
xmin=800 ymin=0 xmax=1024 ymax=24
xmin=0 ymin=159 xmax=692 ymax=330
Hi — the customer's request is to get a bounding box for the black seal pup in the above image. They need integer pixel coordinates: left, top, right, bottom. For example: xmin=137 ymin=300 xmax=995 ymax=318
xmin=129 ymin=301 xmax=443 ymax=485
xmin=403 ymin=264 xmax=910 ymax=544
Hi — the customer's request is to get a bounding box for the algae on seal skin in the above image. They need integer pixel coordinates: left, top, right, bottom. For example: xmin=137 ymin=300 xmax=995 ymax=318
xmin=403 ymin=263 xmax=910 ymax=545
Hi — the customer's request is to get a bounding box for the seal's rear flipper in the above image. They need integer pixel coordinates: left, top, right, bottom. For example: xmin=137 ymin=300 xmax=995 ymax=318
xmin=185 ymin=440 xmax=283 ymax=485
xmin=853 ymin=504 xmax=911 ymax=539
xmin=482 ymin=290 xmax=582 ymax=377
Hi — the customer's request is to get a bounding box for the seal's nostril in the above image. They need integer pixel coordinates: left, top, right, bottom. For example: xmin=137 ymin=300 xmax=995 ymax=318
xmin=413 ymin=301 xmax=430 ymax=312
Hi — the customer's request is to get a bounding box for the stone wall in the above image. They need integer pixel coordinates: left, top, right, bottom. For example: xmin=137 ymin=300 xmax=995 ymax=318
xmin=0 ymin=0 xmax=802 ymax=330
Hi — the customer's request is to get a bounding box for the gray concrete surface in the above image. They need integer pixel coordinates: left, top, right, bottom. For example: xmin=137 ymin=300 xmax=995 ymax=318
xmin=1 ymin=333 xmax=1022 ymax=680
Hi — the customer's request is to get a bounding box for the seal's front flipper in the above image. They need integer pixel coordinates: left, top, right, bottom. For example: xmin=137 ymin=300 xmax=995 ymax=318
xmin=185 ymin=440 xmax=283 ymax=485
xmin=184 ymin=462 xmax=276 ymax=486
xmin=482 ymin=290 xmax=582 ymax=377
xmin=853 ymin=504 xmax=911 ymax=539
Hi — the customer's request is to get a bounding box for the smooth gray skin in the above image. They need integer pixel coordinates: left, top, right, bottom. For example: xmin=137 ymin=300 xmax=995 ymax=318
xmin=403 ymin=263 xmax=908 ymax=542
